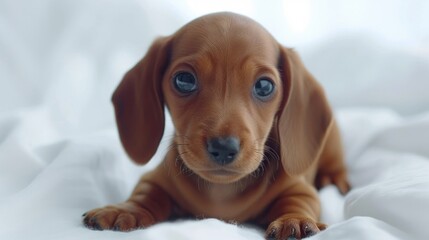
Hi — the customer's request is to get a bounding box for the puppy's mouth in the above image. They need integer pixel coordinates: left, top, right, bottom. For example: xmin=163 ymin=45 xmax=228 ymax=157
xmin=209 ymin=169 xmax=238 ymax=176
xmin=177 ymin=154 xmax=251 ymax=183
xmin=182 ymin=158 xmax=259 ymax=184
xmin=197 ymin=168 xmax=246 ymax=184
xmin=200 ymin=167 xmax=245 ymax=177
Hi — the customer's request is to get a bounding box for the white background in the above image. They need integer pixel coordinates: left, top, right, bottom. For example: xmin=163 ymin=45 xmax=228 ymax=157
xmin=0 ymin=0 xmax=428 ymax=239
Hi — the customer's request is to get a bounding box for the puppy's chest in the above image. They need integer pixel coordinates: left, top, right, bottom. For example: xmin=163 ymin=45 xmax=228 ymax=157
xmin=174 ymin=177 xmax=280 ymax=222
xmin=206 ymin=184 xmax=238 ymax=203
xmin=191 ymin=184 xmax=263 ymax=221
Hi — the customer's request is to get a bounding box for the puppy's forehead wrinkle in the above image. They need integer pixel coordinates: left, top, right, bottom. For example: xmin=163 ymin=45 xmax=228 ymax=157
xmin=172 ymin=13 xmax=276 ymax=60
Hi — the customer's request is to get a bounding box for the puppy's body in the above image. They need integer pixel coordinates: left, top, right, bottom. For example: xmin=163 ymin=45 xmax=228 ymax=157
xmin=141 ymin=151 xmax=315 ymax=222
xmin=83 ymin=12 xmax=349 ymax=239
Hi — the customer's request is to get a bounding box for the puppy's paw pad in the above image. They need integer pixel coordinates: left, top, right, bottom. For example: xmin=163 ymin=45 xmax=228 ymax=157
xmin=265 ymin=216 xmax=325 ymax=239
xmin=82 ymin=203 xmax=155 ymax=231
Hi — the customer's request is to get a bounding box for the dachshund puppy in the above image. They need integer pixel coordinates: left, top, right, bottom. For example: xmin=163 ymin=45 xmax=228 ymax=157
xmin=83 ymin=12 xmax=350 ymax=239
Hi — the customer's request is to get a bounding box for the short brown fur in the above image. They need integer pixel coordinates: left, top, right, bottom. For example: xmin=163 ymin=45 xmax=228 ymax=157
xmin=83 ymin=12 xmax=350 ymax=239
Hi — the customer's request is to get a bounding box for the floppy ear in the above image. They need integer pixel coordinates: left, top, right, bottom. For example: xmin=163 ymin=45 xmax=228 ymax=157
xmin=112 ymin=37 xmax=171 ymax=164
xmin=276 ymin=46 xmax=333 ymax=175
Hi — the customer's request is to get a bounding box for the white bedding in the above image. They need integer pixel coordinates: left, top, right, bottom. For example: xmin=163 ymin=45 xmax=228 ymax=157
xmin=1 ymin=0 xmax=428 ymax=239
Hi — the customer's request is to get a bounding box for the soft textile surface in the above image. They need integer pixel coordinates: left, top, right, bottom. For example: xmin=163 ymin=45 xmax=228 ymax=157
xmin=1 ymin=0 xmax=428 ymax=239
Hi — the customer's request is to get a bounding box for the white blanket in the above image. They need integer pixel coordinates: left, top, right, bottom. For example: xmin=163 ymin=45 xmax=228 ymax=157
xmin=1 ymin=0 xmax=428 ymax=239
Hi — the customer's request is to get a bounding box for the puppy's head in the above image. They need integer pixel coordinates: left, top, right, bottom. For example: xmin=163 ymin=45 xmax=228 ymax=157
xmin=113 ymin=12 xmax=332 ymax=184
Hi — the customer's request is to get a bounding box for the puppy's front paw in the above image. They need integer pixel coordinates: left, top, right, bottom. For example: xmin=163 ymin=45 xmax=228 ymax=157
xmin=265 ymin=215 xmax=326 ymax=240
xmin=82 ymin=202 xmax=156 ymax=231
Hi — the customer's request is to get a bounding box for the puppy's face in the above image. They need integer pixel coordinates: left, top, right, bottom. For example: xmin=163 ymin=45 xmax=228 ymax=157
xmin=162 ymin=15 xmax=283 ymax=184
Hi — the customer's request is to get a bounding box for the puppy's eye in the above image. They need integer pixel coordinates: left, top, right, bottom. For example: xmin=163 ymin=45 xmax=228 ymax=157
xmin=173 ymin=72 xmax=198 ymax=94
xmin=253 ymin=78 xmax=275 ymax=100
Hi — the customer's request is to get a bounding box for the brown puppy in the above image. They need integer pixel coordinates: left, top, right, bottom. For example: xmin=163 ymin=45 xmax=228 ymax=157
xmin=83 ymin=12 xmax=350 ymax=239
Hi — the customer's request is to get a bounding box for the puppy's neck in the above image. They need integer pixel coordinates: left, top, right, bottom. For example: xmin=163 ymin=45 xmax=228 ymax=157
xmin=196 ymin=171 xmax=260 ymax=201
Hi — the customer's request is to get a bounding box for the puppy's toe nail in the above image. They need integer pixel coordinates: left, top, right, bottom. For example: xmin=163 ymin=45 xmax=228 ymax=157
xmin=93 ymin=222 xmax=102 ymax=231
xmin=83 ymin=216 xmax=90 ymax=226
xmin=86 ymin=217 xmax=102 ymax=230
xmin=112 ymin=225 xmax=120 ymax=231
xmin=266 ymin=228 xmax=277 ymax=240
xmin=303 ymin=224 xmax=316 ymax=237
xmin=286 ymin=226 xmax=299 ymax=240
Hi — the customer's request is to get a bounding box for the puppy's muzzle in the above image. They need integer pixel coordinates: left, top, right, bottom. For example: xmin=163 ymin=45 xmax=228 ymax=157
xmin=207 ymin=137 xmax=240 ymax=165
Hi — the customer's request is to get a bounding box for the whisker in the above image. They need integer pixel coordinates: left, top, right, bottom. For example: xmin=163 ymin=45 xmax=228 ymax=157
xmin=161 ymin=134 xmax=192 ymax=155
xmin=248 ymin=136 xmax=281 ymax=182
xmin=173 ymin=134 xmax=192 ymax=141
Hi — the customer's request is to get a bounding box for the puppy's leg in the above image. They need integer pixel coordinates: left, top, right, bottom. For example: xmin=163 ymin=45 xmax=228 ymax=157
xmin=83 ymin=181 xmax=172 ymax=231
xmin=315 ymin=121 xmax=350 ymax=194
xmin=264 ymin=182 xmax=324 ymax=240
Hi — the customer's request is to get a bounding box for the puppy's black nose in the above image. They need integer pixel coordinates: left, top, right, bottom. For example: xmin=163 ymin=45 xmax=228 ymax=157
xmin=207 ymin=137 xmax=240 ymax=165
